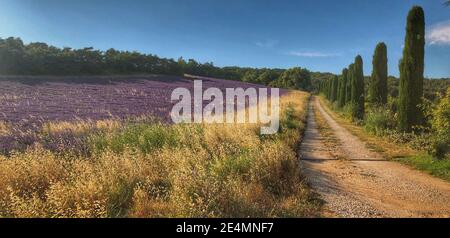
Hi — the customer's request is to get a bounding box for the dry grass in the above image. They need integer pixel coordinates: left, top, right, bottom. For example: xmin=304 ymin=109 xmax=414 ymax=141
xmin=0 ymin=91 xmax=321 ymax=218
xmin=0 ymin=121 xmax=10 ymax=135
xmin=42 ymin=119 xmax=121 ymax=136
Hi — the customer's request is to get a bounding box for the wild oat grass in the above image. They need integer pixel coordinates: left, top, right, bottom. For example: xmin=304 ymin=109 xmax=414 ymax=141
xmin=42 ymin=119 xmax=121 ymax=136
xmin=0 ymin=91 xmax=320 ymax=218
xmin=0 ymin=121 xmax=10 ymax=135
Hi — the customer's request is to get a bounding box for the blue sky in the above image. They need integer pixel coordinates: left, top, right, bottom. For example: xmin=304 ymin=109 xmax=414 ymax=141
xmin=0 ymin=0 xmax=449 ymax=78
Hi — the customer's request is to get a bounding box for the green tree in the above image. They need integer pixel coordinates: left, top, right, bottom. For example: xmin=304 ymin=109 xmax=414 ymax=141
xmin=327 ymin=78 xmax=332 ymax=100
xmin=352 ymin=55 xmax=365 ymax=120
xmin=338 ymin=68 xmax=348 ymax=107
xmin=429 ymin=87 xmax=450 ymax=158
xmin=337 ymin=74 xmax=342 ymax=104
xmin=331 ymin=75 xmax=339 ymax=102
xmin=398 ymin=6 xmax=425 ymax=132
xmin=369 ymin=42 xmax=388 ymax=105
xmin=271 ymin=67 xmax=311 ymax=90
xmin=346 ymin=64 xmax=354 ymax=104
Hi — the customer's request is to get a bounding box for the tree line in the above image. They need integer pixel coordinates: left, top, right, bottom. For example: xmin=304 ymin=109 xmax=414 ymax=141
xmin=0 ymin=38 xmax=312 ymax=91
xmin=319 ymin=6 xmax=449 ymax=158
xmin=320 ymin=6 xmax=425 ymax=131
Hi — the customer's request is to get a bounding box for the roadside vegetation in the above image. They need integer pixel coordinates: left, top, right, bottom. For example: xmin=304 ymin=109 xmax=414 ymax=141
xmin=0 ymin=91 xmax=322 ymax=218
xmin=317 ymin=6 xmax=449 ymax=181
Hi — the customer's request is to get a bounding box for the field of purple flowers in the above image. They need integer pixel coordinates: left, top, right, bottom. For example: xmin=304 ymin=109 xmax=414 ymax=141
xmin=0 ymin=75 xmax=280 ymax=154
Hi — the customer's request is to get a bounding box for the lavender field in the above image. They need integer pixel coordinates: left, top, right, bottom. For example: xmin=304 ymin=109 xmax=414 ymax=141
xmin=0 ymin=75 xmax=281 ymax=154
xmin=0 ymin=75 xmax=275 ymax=125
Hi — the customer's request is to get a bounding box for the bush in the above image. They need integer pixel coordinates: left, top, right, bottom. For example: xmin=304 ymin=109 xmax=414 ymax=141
xmin=428 ymin=88 xmax=450 ymax=158
xmin=364 ymin=106 xmax=396 ymax=136
xmin=341 ymin=102 xmax=357 ymax=121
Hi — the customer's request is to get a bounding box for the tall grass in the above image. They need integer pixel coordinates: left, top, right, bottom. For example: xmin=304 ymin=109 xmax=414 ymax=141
xmin=364 ymin=105 xmax=396 ymax=136
xmin=0 ymin=91 xmax=321 ymax=218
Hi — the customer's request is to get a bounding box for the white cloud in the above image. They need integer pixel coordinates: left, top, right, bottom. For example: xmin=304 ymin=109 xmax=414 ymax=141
xmin=287 ymin=51 xmax=341 ymax=58
xmin=255 ymin=39 xmax=278 ymax=48
xmin=427 ymin=20 xmax=450 ymax=45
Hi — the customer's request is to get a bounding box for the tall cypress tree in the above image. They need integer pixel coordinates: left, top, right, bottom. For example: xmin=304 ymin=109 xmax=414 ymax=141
xmin=398 ymin=6 xmax=425 ymax=132
xmin=337 ymin=75 xmax=342 ymax=104
xmin=369 ymin=42 xmax=388 ymax=105
xmin=327 ymin=78 xmax=333 ymax=100
xmin=331 ymin=75 xmax=339 ymax=102
xmin=338 ymin=68 xmax=348 ymax=107
xmin=352 ymin=56 xmax=365 ymax=120
xmin=346 ymin=64 xmax=353 ymax=104
xmin=326 ymin=79 xmax=330 ymax=99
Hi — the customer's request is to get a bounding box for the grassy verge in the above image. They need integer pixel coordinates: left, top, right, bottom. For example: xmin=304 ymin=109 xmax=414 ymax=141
xmin=0 ymin=91 xmax=322 ymax=218
xmin=318 ymin=96 xmax=450 ymax=182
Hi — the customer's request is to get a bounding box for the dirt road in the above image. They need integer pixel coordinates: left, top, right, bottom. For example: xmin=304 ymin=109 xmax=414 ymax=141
xmin=299 ymin=96 xmax=450 ymax=218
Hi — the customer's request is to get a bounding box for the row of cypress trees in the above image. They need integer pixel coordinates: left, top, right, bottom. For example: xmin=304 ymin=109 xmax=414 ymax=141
xmin=319 ymin=6 xmax=425 ymax=132
xmin=319 ymin=55 xmax=365 ymax=121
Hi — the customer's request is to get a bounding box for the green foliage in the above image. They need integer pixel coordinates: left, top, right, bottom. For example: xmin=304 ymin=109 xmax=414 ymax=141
xmin=0 ymin=37 xmax=316 ymax=91
xmin=369 ymin=42 xmax=388 ymax=105
xmin=346 ymin=64 xmax=354 ymax=104
xmin=364 ymin=106 xmax=396 ymax=136
xmin=90 ymin=124 xmax=180 ymax=154
xmin=427 ymin=88 xmax=450 ymax=158
xmin=398 ymin=6 xmax=425 ymax=132
xmin=341 ymin=102 xmax=357 ymax=121
xmin=429 ymin=88 xmax=450 ymax=136
xmin=351 ymin=56 xmax=365 ymax=120
xmin=270 ymin=67 xmax=312 ymax=90
xmin=311 ymin=72 xmax=336 ymax=93
xmin=338 ymin=68 xmax=348 ymax=107
xmin=280 ymin=105 xmax=302 ymax=131
xmin=330 ymin=76 xmax=338 ymax=102
xmin=0 ymin=38 xmax=183 ymax=75
xmin=398 ymin=154 xmax=450 ymax=182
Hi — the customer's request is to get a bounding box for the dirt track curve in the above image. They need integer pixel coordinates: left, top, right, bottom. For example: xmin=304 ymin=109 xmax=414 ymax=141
xmin=299 ymin=96 xmax=450 ymax=218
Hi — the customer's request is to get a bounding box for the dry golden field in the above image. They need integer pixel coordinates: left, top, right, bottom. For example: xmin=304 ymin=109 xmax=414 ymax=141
xmin=0 ymin=90 xmax=321 ymax=218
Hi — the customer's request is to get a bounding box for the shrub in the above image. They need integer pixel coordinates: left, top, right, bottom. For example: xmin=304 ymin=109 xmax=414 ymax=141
xmin=428 ymin=88 xmax=450 ymax=158
xmin=341 ymin=102 xmax=357 ymax=121
xmin=364 ymin=106 xmax=396 ymax=136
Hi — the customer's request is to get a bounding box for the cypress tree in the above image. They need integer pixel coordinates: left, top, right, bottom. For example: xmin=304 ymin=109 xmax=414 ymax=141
xmin=369 ymin=42 xmax=388 ymax=105
xmin=327 ymin=79 xmax=332 ymax=100
xmin=346 ymin=64 xmax=354 ymax=104
xmin=338 ymin=68 xmax=348 ymax=107
xmin=352 ymin=56 xmax=365 ymax=120
xmin=337 ymin=75 xmax=342 ymax=104
xmin=331 ymin=75 xmax=339 ymax=102
xmin=398 ymin=6 xmax=425 ymax=132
